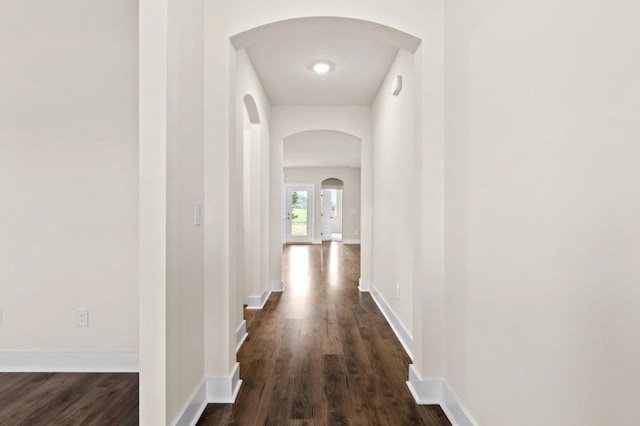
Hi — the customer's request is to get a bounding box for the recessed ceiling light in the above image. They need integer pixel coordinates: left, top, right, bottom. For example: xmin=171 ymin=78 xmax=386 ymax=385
xmin=311 ymin=60 xmax=334 ymax=74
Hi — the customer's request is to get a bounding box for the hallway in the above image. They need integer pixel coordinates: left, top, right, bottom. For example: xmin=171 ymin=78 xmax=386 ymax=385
xmin=197 ymin=243 xmax=450 ymax=425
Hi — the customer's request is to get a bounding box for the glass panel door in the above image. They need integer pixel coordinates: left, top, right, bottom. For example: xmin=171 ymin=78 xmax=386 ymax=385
xmin=291 ymin=190 xmax=308 ymax=236
xmin=285 ymin=185 xmax=313 ymax=243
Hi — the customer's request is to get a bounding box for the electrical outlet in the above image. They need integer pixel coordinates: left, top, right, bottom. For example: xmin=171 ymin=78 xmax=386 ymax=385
xmin=396 ymin=284 xmax=400 ymax=300
xmin=76 ymin=308 xmax=88 ymax=327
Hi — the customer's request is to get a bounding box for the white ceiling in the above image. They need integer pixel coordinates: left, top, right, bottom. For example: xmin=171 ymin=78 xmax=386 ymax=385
xmin=283 ymin=130 xmax=361 ymax=168
xmin=245 ymin=21 xmax=400 ymax=106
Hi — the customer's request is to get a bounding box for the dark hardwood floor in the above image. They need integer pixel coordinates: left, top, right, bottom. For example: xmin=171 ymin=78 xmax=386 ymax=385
xmin=198 ymin=242 xmax=450 ymax=425
xmin=0 ymin=243 xmax=448 ymax=425
xmin=0 ymin=372 xmax=138 ymax=425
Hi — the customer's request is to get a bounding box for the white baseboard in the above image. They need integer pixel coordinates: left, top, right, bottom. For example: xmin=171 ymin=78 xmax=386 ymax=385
xmin=172 ymin=363 xmax=243 ymax=425
xmin=271 ymin=279 xmax=284 ymax=292
xmin=407 ymin=365 xmax=477 ymax=426
xmin=207 ymin=362 xmax=242 ymax=403
xmin=171 ymin=379 xmax=207 ymax=426
xmin=0 ymin=350 xmax=138 ymax=372
xmin=369 ymin=283 xmax=413 ymax=360
xmin=342 ymin=239 xmax=361 ymax=244
xmin=246 ymin=284 xmax=272 ymax=310
xmin=312 ymin=239 xmax=322 ymax=245
xmin=358 ymin=278 xmax=371 ymax=292
xmin=406 ymin=364 xmax=442 ymax=404
xmin=236 ymin=320 xmax=248 ymax=353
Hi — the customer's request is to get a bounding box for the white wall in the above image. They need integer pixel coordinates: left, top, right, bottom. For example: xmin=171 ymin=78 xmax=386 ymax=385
xmin=0 ymin=1 xmax=138 ymax=352
xmin=165 ymin=0 xmax=205 ymax=422
xmin=444 ymin=0 xmax=640 ymax=425
xmin=234 ymin=49 xmax=271 ymax=317
xmin=284 ymin=168 xmax=361 ymax=242
xmin=202 ymin=1 xmax=235 ymax=384
xmin=139 ymin=1 xmax=168 ymax=423
xmin=372 ymin=50 xmax=415 ymax=336
xmin=140 ymin=0 xmax=207 ymax=423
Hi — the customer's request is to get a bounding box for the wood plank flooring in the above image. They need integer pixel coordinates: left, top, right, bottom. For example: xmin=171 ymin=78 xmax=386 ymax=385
xmin=0 ymin=372 xmax=138 ymax=425
xmin=198 ymin=242 xmax=450 ymax=425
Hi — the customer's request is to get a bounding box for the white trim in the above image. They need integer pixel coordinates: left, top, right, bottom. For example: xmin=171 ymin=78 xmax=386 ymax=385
xmin=236 ymin=320 xmax=248 ymax=353
xmin=246 ymin=284 xmax=272 ymax=309
xmin=406 ymin=364 xmax=442 ymax=404
xmin=282 ymin=218 xmax=287 ymax=244
xmin=406 ymin=365 xmax=478 ymax=426
xmin=206 ymin=362 xmax=242 ymax=403
xmin=342 ymin=239 xmax=361 ymax=244
xmin=0 ymin=351 xmax=138 ymax=372
xmin=441 ymin=381 xmax=478 ymax=426
xmin=171 ymin=380 xmax=207 ymax=426
xmin=271 ymin=280 xmax=284 ymax=292
xmin=312 ymin=239 xmax=322 ymax=245
xmin=172 ymin=363 xmax=245 ymax=425
xmin=369 ymin=283 xmax=413 ymax=360
xmin=358 ymin=278 xmax=371 ymax=292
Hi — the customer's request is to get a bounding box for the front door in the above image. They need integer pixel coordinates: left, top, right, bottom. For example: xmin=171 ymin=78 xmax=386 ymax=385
xmin=285 ymin=185 xmax=313 ymax=243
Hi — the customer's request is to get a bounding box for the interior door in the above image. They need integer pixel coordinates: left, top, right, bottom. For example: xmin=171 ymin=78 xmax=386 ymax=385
xmin=285 ymin=186 xmax=313 ymax=243
xmin=321 ymin=190 xmax=332 ymax=241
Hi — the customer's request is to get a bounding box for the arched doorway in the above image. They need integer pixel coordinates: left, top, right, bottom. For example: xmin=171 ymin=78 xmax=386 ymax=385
xmin=321 ymin=178 xmax=344 ymax=242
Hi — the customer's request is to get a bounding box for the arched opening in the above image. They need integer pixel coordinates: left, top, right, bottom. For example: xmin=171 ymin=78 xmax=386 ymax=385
xmin=222 ymin=14 xmax=436 ymax=424
xmin=229 ymin=15 xmax=427 ymax=356
xmin=229 ymin=16 xmax=423 ymax=309
xmin=321 ymin=178 xmax=345 ymax=242
xmin=282 ymin=129 xmax=361 ymax=247
xmin=230 ymin=17 xmax=421 ymax=53
xmin=237 ymin=93 xmax=269 ymax=312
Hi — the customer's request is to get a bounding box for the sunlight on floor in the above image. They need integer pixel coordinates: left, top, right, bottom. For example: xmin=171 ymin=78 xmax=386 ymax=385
xmin=287 ymin=245 xmax=310 ymax=295
xmin=329 ymin=242 xmax=339 ymax=286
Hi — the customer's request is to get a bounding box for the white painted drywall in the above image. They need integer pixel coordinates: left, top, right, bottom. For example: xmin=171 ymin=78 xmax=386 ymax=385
xmin=284 ymin=168 xmax=361 ymax=242
xmin=444 ymin=0 xmax=640 ymax=425
xmin=202 ymin=2 xmax=234 ymax=385
xmin=234 ymin=49 xmax=271 ymax=320
xmin=372 ymin=50 xmax=415 ymax=336
xmin=139 ymin=0 xmax=168 ymax=423
xmin=140 ymin=0 xmax=208 ymax=423
xmin=0 ymin=0 xmax=138 ymax=351
xmin=165 ymin=0 xmax=206 ymax=422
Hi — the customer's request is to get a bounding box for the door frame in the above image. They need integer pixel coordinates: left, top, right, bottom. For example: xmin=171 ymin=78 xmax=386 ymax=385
xmin=284 ymin=183 xmax=315 ymax=244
